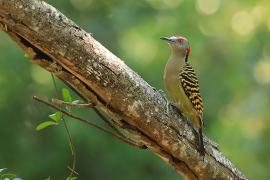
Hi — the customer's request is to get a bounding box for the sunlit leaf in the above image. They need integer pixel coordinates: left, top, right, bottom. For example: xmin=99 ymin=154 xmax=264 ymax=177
xmin=67 ymin=177 xmax=77 ymax=180
xmin=36 ymin=121 xmax=58 ymax=131
xmin=0 ymin=173 xmax=17 ymax=179
xmin=62 ymin=88 xmax=73 ymax=102
xmin=49 ymin=112 xmax=63 ymax=122
xmin=0 ymin=168 xmax=6 ymax=173
xmin=72 ymin=100 xmax=81 ymax=104
xmin=14 ymin=178 xmax=23 ymax=180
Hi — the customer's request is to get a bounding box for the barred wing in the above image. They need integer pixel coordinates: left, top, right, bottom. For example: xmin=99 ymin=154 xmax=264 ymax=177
xmin=179 ymin=63 xmax=203 ymax=115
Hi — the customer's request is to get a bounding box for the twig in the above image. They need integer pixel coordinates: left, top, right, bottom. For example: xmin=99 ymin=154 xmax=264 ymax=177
xmin=52 ymin=88 xmax=132 ymax=139
xmin=92 ymin=107 xmax=124 ymax=136
xmin=67 ymin=166 xmax=79 ymax=176
xmin=56 ymin=80 xmax=137 ymax=150
xmin=33 ymin=96 xmax=147 ymax=149
xmin=52 ymin=98 xmax=93 ymax=108
xmin=51 ymin=74 xmax=76 ymax=177
xmin=61 ymin=80 xmax=124 ymax=136
xmin=60 ymin=80 xmax=125 ymax=137
xmin=63 ymin=117 xmax=76 ymax=177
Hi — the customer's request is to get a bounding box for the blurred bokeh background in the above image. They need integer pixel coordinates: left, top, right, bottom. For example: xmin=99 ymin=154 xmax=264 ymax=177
xmin=0 ymin=0 xmax=270 ymax=179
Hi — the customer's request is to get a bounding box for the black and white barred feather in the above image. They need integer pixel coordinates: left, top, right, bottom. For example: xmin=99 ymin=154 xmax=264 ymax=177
xmin=179 ymin=63 xmax=203 ymax=117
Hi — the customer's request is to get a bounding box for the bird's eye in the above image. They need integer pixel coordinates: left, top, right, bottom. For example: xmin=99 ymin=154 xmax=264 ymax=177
xmin=178 ymin=39 xmax=183 ymax=43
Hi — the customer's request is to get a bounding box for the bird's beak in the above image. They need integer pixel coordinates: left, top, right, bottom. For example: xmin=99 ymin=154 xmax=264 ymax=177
xmin=160 ymin=37 xmax=175 ymax=43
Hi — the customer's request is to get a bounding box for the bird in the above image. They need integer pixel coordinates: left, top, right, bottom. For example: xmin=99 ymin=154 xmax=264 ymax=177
xmin=161 ymin=35 xmax=205 ymax=155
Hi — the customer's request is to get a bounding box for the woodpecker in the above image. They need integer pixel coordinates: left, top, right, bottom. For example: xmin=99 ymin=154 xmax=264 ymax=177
xmin=161 ymin=35 xmax=205 ymax=155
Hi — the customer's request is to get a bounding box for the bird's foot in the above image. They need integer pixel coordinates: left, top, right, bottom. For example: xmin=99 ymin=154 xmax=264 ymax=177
xmin=157 ymin=89 xmax=165 ymax=94
xmin=165 ymin=100 xmax=171 ymax=116
xmin=165 ymin=102 xmax=186 ymax=120
xmin=152 ymin=87 xmax=165 ymax=95
xmin=158 ymin=89 xmax=169 ymax=103
xmin=170 ymin=103 xmax=186 ymax=119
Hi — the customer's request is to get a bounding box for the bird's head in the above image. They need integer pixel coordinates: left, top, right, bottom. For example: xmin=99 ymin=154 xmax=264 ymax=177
xmin=161 ymin=35 xmax=190 ymax=61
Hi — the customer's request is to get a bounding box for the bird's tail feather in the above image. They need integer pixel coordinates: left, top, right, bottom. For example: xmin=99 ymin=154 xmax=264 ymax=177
xmin=198 ymin=127 xmax=205 ymax=156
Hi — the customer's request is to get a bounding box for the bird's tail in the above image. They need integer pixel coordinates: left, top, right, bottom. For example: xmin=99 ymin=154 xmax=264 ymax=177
xmin=198 ymin=127 xmax=205 ymax=156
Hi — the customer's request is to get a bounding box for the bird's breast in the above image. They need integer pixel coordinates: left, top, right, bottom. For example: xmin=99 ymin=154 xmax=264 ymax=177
xmin=163 ymin=58 xmax=200 ymax=126
xmin=163 ymin=57 xmax=183 ymax=104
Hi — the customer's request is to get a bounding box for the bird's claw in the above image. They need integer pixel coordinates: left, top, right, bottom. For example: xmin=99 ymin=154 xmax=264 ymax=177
xmin=158 ymin=89 xmax=165 ymax=94
xmin=166 ymin=100 xmax=171 ymax=116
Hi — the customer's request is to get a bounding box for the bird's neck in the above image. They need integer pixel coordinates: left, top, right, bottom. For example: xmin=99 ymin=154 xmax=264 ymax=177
xmin=167 ymin=51 xmax=187 ymax=72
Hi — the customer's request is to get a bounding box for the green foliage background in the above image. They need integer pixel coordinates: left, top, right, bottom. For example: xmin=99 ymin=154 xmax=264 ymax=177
xmin=1 ymin=0 xmax=270 ymax=179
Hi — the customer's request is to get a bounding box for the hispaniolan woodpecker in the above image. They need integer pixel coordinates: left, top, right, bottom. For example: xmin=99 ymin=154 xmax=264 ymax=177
xmin=161 ymin=35 xmax=205 ymax=155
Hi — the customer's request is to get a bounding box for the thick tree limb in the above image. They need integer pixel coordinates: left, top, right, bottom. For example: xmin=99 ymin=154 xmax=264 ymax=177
xmin=0 ymin=0 xmax=247 ymax=179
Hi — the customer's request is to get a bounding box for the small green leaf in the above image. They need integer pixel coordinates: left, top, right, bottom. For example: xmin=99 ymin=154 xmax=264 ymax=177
xmin=36 ymin=121 xmax=58 ymax=131
xmin=49 ymin=112 xmax=63 ymax=122
xmin=62 ymin=88 xmax=73 ymax=102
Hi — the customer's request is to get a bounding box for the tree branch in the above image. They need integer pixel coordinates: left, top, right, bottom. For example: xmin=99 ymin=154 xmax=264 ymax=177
xmin=0 ymin=0 xmax=246 ymax=179
xmin=33 ymin=96 xmax=146 ymax=149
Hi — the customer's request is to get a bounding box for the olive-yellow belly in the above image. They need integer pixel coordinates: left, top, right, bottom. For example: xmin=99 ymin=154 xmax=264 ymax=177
xmin=163 ymin=59 xmax=201 ymax=128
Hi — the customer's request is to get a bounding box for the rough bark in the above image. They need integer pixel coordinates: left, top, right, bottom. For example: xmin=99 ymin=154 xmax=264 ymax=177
xmin=0 ymin=0 xmax=247 ymax=179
